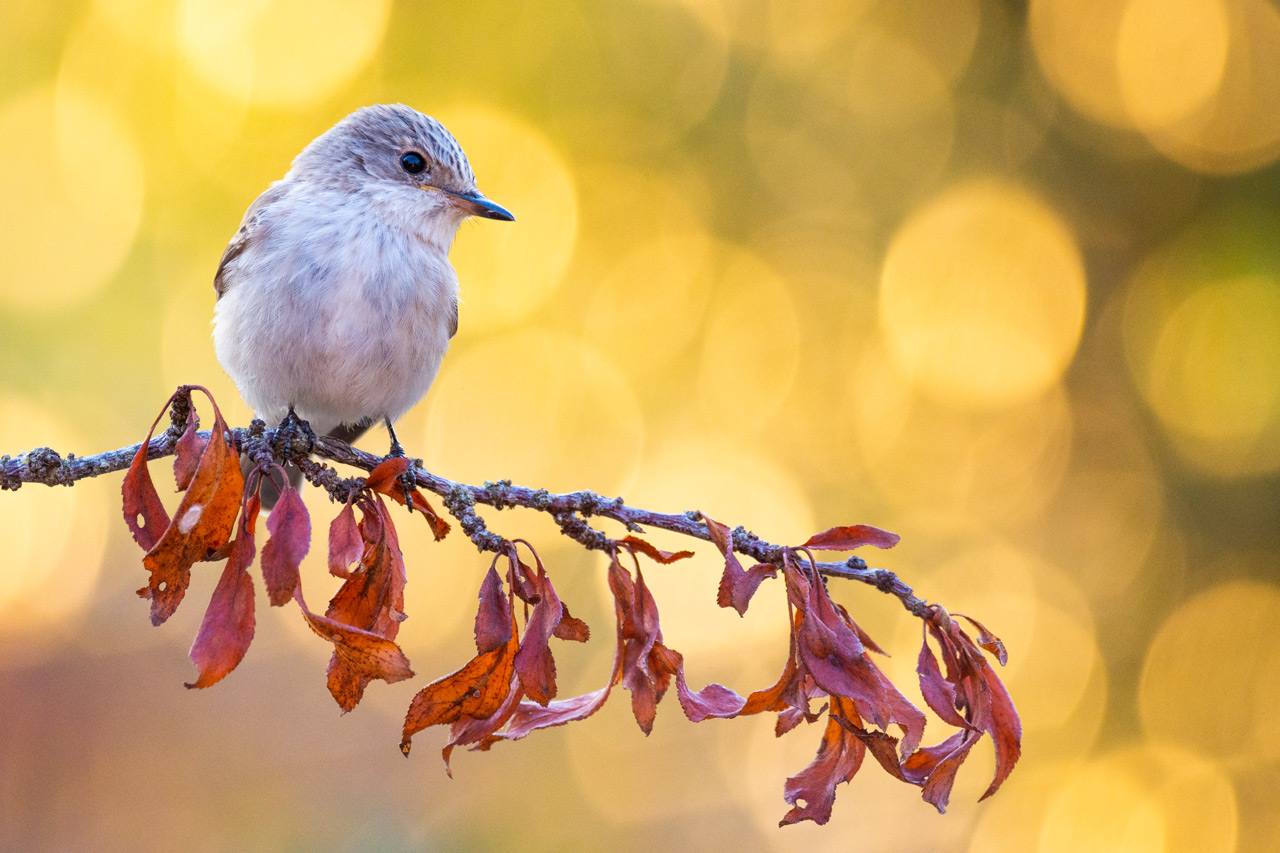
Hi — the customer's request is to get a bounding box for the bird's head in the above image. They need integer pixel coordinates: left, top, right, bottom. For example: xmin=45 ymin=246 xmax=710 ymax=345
xmin=290 ymin=103 xmax=514 ymax=247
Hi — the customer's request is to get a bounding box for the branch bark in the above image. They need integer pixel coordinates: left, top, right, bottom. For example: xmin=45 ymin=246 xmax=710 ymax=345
xmin=0 ymin=421 xmax=930 ymax=617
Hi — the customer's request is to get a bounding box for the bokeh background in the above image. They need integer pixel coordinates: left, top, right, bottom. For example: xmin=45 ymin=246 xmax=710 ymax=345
xmin=1 ymin=0 xmax=1278 ymax=849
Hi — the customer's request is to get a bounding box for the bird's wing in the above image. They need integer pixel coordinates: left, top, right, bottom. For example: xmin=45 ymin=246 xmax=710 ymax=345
xmin=448 ymin=295 xmax=459 ymax=339
xmin=214 ymin=182 xmax=288 ymax=299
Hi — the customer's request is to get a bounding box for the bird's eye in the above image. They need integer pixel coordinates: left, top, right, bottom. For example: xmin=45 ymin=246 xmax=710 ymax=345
xmin=400 ymin=151 xmax=427 ymax=175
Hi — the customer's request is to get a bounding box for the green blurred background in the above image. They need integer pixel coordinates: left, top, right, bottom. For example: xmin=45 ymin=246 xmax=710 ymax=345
xmin=1 ymin=0 xmax=1278 ymax=849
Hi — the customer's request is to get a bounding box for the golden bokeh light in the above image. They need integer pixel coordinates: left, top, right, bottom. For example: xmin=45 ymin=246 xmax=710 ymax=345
xmin=177 ymin=0 xmax=390 ymax=107
xmin=581 ymin=230 xmax=717 ymax=381
xmin=746 ymin=26 xmax=956 ymax=213
xmin=1140 ymin=579 xmax=1280 ymax=764
xmin=697 ymin=249 xmax=801 ymax=434
xmin=1124 ymin=219 xmax=1280 ymax=477
xmin=424 ymin=329 xmax=643 ymax=497
xmin=1039 ymin=745 xmax=1238 ymax=853
xmin=0 ymin=86 xmax=144 ymax=311
xmin=1142 ymin=0 xmax=1280 ymax=174
xmin=0 ymin=397 xmax=108 ymax=648
xmin=445 ymin=106 xmax=578 ymax=334
xmin=879 ymin=180 xmax=1086 ymax=409
xmin=1116 ymin=0 xmax=1230 ymax=131
xmin=160 ymin=279 xmax=254 ymax=429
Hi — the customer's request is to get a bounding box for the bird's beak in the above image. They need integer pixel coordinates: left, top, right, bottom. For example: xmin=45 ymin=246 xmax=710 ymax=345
xmin=445 ymin=189 xmax=515 ymax=221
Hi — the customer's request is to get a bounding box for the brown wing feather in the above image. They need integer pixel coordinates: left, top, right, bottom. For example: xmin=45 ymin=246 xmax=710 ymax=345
xmin=214 ymin=182 xmax=287 ymax=299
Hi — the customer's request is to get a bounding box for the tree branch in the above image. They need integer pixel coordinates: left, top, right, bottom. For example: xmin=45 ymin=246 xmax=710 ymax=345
xmin=0 ymin=424 xmax=930 ymax=617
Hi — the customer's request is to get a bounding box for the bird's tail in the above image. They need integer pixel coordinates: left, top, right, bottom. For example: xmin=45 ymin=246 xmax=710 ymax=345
xmin=253 ymin=421 xmax=372 ymax=509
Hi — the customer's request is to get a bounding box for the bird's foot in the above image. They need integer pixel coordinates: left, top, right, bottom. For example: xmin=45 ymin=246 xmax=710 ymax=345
xmin=273 ymin=408 xmax=316 ymax=466
xmin=383 ymin=418 xmax=417 ymax=513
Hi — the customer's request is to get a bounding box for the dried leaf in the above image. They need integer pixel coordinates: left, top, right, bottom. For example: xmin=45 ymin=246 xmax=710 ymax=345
xmin=327 ymin=502 xmax=363 ymax=578
xmin=803 ymin=524 xmax=900 ymax=551
xmin=473 ymin=565 xmax=513 ymax=654
xmin=513 ymin=570 xmax=565 ymax=706
xmin=323 ymin=497 xmax=408 ymax=708
xmin=122 ymin=401 xmax=172 ymax=552
xmin=140 ymin=400 xmax=244 ymax=626
xmin=185 ymin=496 xmax=259 ymax=689
xmin=619 ymin=535 xmax=694 ymax=564
xmin=401 ymin=611 xmax=518 ymax=754
xmin=366 ymin=456 xmax=450 ymax=540
xmin=553 ymin=603 xmax=590 ymax=642
xmin=705 ymin=513 xmax=776 ymax=616
xmin=296 ymin=589 xmax=414 ymax=712
xmin=260 ymin=483 xmax=310 ymax=606
xmin=779 ymin=700 xmax=866 ymax=827
xmin=956 ymin=613 xmax=1009 ymax=666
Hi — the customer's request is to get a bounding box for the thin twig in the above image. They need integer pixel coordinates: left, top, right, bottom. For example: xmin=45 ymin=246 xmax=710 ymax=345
xmin=0 ymin=426 xmax=930 ymax=617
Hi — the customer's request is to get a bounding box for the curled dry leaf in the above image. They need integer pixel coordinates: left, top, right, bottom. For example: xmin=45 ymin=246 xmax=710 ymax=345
xmin=186 ymin=494 xmax=259 ymax=689
xmin=780 ymin=698 xmax=866 ymax=827
xmin=260 ymin=482 xmax=310 ymax=606
xmin=704 ymin=513 xmax=776 ymax=616
xmin=366 ymin=456 xmax=450 ymax=540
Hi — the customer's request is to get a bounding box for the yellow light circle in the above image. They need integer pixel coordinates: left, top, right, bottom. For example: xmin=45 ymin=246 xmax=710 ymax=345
xmin=0 ymin=397 xmax=108 ymax=646
xmin=1142 ymin=0 xmax=1280 ymax=174
xmin=879 ymin=180 xmax=1086 ymax=409
xmin=177 ymin=0 xmax=390 ymax=107
xmin=162 ymin=281 xmax=255 ymax=428
xmin=0 ymin=86 xmax=144 ymax=311
xmin=1029 ymin=0 xmax=1133 ymax=128
xmin=445 ymin=106 xmax=578 ymax=334
xmin=1148 ymin=277 xmax=1280 ymax=448
xmin=424 ymin=329 xmax=643 ymax=497
xmin=1116 ymin=0 xmax=1230 ymax=130
xmin=1039 ymin=746 xmax=1238 ymax=853
xmin=1140 ymin=579 xmax=1280 ymax=764
xmin=697 ymin=250 xmax=801 ymax=433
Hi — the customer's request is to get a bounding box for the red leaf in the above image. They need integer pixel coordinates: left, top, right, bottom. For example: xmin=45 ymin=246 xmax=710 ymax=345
xmin=803 ymin=524 xmax=900 ymax=551
xmin=513 ymin=570 xmax=565 ymax=706
xmin=365 ymin=456 xmax=410 ymax=493
xmin=122 ymin=402 xmax=172 ymax=552
xmin=327 ymin=502 xmax=363 ymax=578
xmin=185 ymin=496 xmax=259 ymax=689
xmin=473 ymin=565 xmax=513 ymax=654
xmin=172 ymin=408 xmax=207 ymax=491
xmin=553 ymin=603 xmax=590 ymax=642
xmin=260 ymin=483 xmax=310 ymax=606
xmin=705 ymin=513 xmax=776 ymax=616
xmin=619 ymin=535 xmax=694 ymax=564
xmin=139 ymin=399 xmax=244 ymax=626
xmin=917 ymin=632 xmax=970 ymax=730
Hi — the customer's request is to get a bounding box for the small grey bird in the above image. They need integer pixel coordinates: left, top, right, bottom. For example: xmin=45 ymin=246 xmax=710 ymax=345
xmin=212 ymin=104 xmax=513 ymax=499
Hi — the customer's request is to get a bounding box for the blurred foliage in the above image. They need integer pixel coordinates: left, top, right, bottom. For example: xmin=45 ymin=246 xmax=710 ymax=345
xmin=0 ymin=0 xmax=1278 ymax=849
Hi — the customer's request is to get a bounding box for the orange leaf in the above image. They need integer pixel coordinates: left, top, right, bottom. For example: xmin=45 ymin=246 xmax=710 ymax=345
xmin=139 ymin=394 xmax=244 ymax=626
xmin=779 ymin=699 xmax=866 ymax=827
xmin=296 ymin=588 xmax=414 ymax=713
xmin=186 ymin=496 xmax=259 ymax=689
xmin=121 ymin=400 xmax=172 ymax=552
xmin=260 ymin=483 xmax=310 ymax=606
xmin=366 ymin=456 xmax=450 ymax=540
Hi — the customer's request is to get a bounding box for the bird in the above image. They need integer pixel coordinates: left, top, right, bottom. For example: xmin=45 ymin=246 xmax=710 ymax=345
xmin=212 ymin=104 xmax=513 ymax=503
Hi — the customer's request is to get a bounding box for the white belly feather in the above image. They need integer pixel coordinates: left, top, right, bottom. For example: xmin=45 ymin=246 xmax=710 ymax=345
xmin=212 ymin=191 xmax=457 ymax=434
